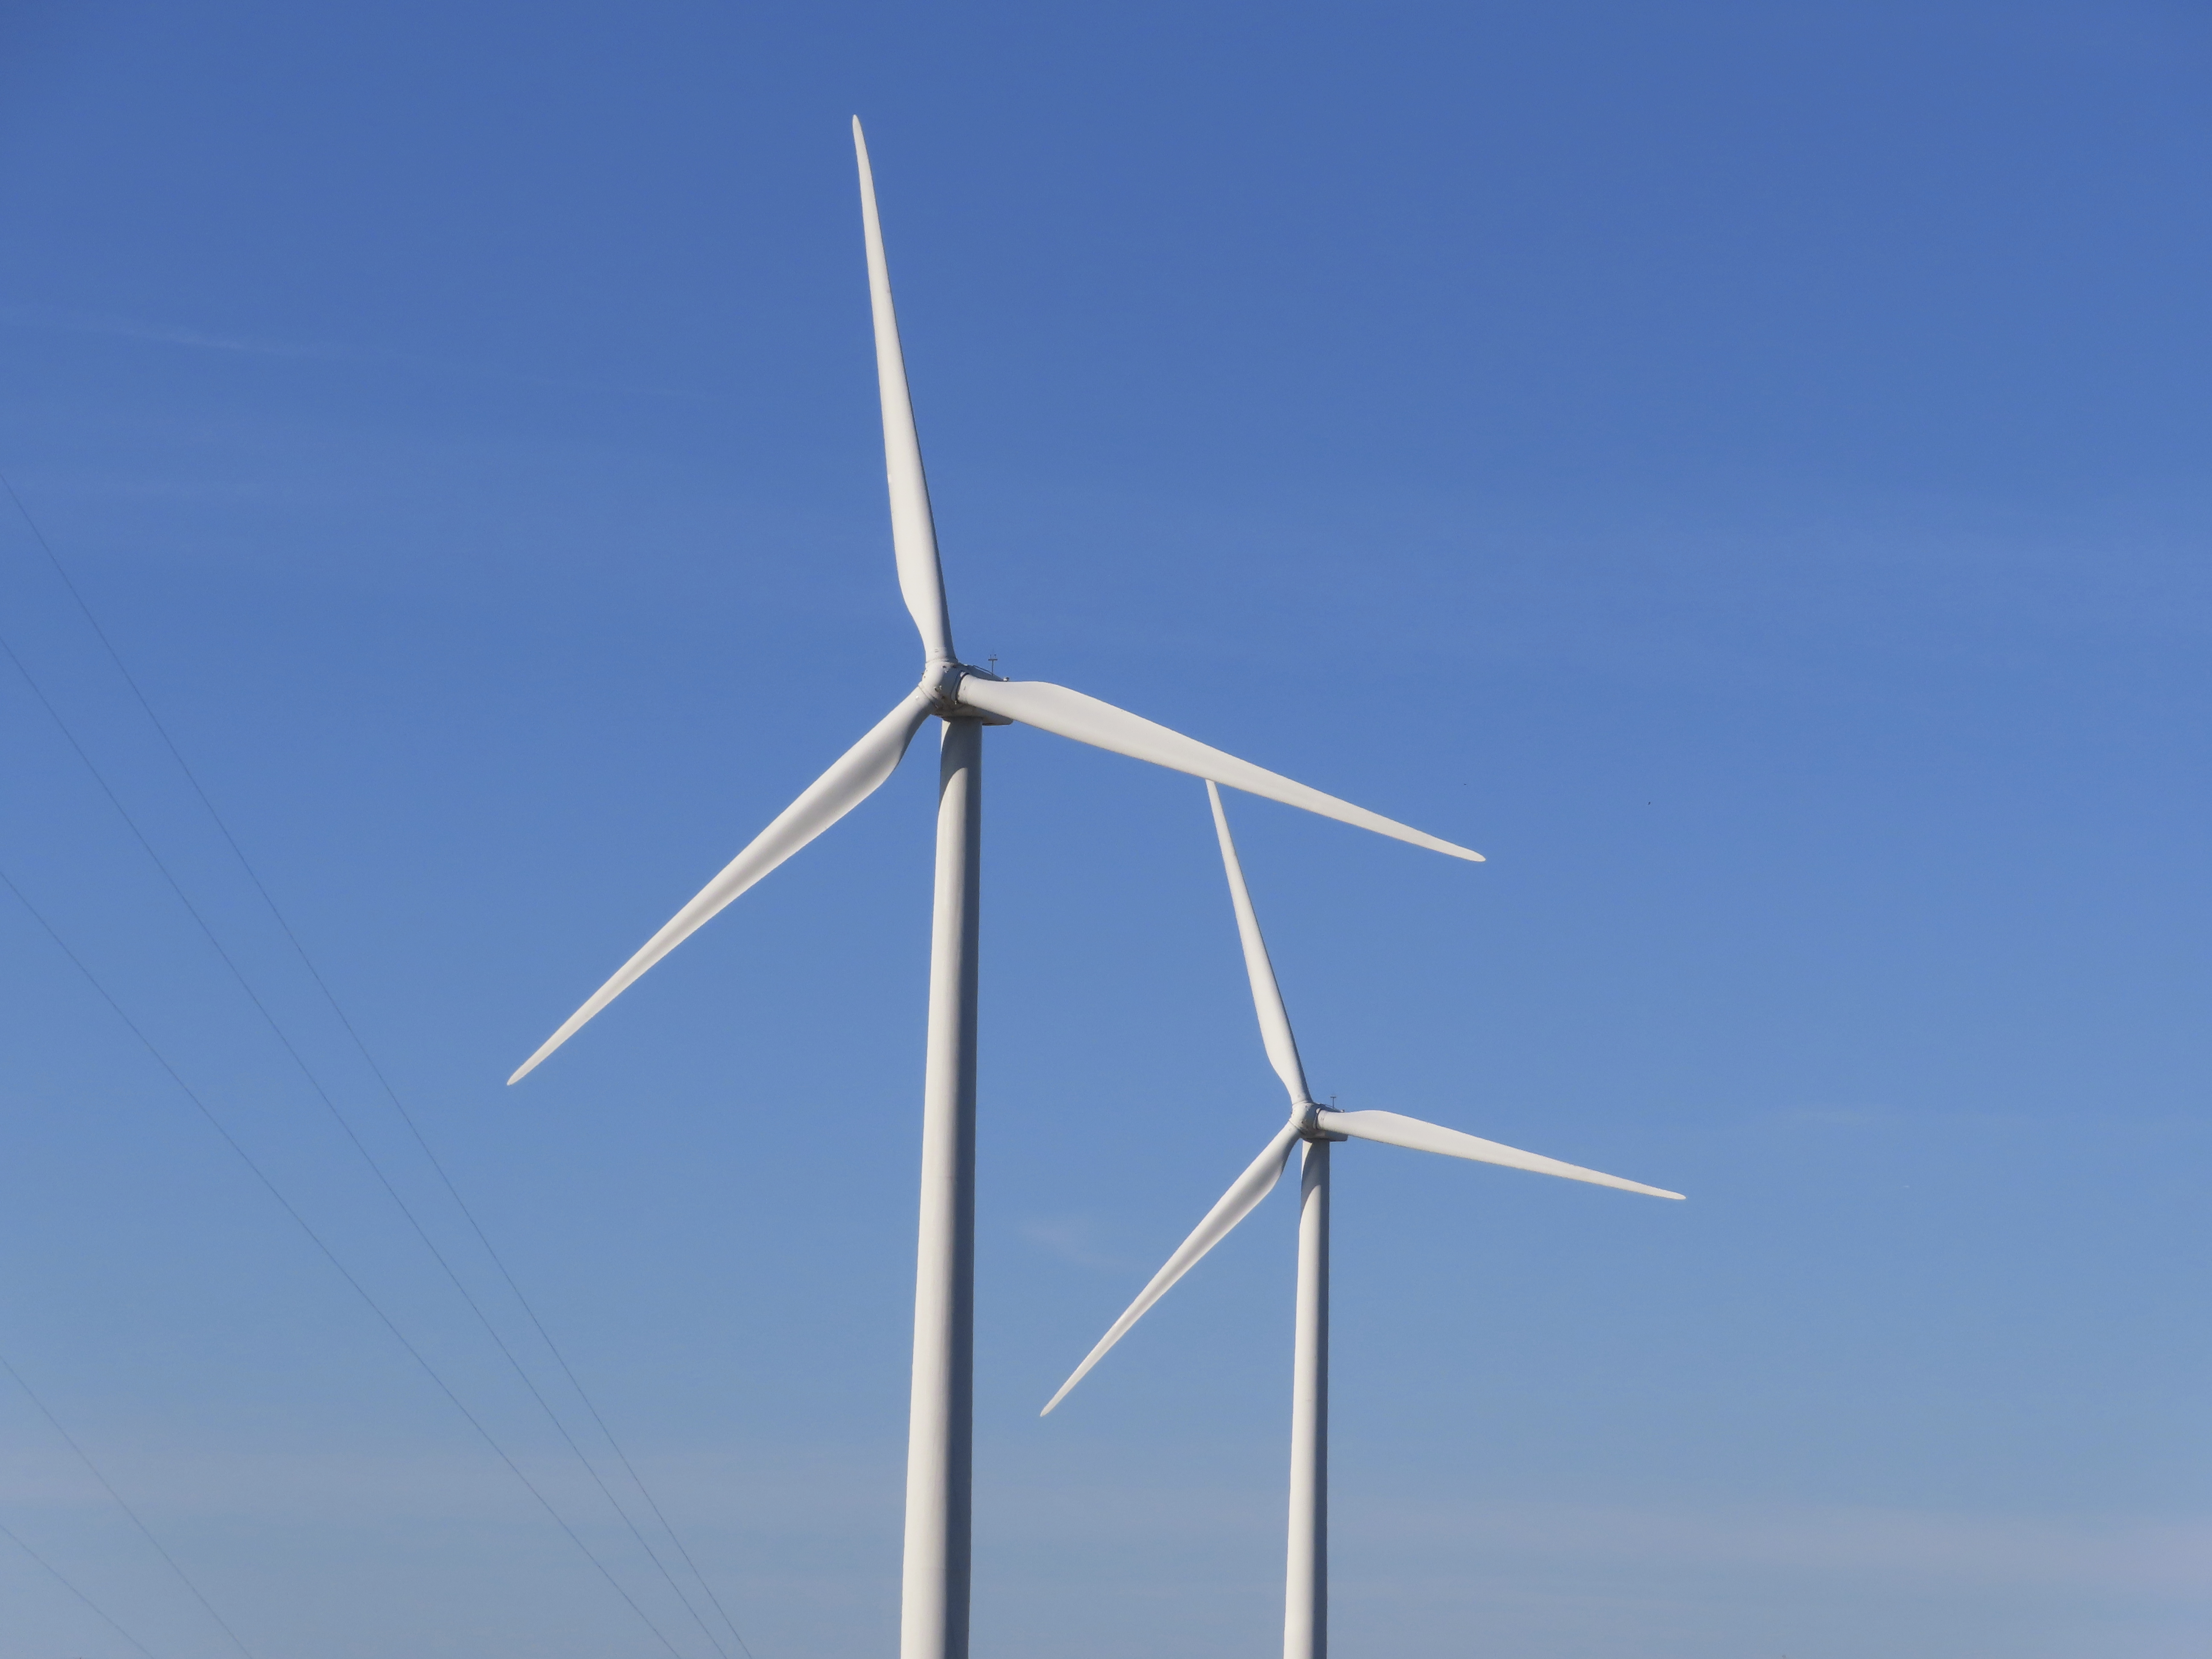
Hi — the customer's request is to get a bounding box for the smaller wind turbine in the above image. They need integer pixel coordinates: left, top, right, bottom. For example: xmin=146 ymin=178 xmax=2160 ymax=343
xmin=1042 ymin=782 xmax=1683 ymax=1659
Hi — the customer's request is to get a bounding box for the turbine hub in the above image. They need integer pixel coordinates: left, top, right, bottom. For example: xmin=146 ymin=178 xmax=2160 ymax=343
xmin=1297 ymin=1103 xmax=1348 ymax=1143
xmin=925 ymin=660 xmax=1011 ymax=723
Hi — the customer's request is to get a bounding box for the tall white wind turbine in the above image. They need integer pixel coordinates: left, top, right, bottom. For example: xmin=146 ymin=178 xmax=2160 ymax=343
xmin=508 ymin=124 xmax=1484 ymax=1659
xmin=1042 ymin=782 xmax=1682 ymax=1659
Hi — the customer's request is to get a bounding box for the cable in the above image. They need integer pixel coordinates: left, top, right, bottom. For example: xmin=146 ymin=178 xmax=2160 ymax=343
xmin=5 ymin=466 xmax=757 ymax=1659
xmin=0 ymin=864 xmax=692 ymax=1659
xmin=0 ymin=622 xmax=733 ymax=1658
xmin=0 ymin=1517 xmax=163 ymax=1659
xmin=0 ymin=1347 xmax=253 ymax=1658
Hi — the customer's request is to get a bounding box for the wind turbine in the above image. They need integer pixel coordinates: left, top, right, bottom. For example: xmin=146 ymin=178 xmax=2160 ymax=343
xmin=1041 ymin=781 xmax=1682 ymax=1659
xmin=506 ymin=123 xmax=1485 ymax=1659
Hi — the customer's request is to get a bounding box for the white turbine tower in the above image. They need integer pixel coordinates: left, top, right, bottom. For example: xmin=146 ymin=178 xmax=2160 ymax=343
xmin=507 ymin=125 xmax=1485 ymax=1659
xmin=1041 ymin=781 xmax=1683 ymax=1659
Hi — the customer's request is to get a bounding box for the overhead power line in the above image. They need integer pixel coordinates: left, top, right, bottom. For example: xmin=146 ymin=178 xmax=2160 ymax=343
xmin=0 ymin=619 xmax=730 ymax=1657
xmin=3 ymin=471 xmax=754 ymax=1658
xmin=0 ymin=1515 xmax=164 ymax=1659
xmin=0 ymin=1346 xmax=255 ymax=1659
xmin=0 ymin=861 xmax=694 ymax=1659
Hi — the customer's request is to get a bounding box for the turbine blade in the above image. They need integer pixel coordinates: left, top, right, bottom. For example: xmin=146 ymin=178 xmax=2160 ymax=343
xmin=1206 ymin=783 xmax=1310 ymax=1107
xmin=1314 ymin=1109 xmax=1684 ymax=1200
xmin=853 ymin=118 xmax=956 ymax=665
xmin=509 ymin=689 xmax=936 ymax=1084
xmin=1040 ymin=1121 xmax=1302 ymax=1416
xmin=956 ymin=678 xmax=1482 ymax=862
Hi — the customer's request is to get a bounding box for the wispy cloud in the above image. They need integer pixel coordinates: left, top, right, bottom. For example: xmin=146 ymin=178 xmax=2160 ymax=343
xmin=1336 ymin=1496 xmax=2212 ymax=1598
xmin=0 ymin=299 xmax=725 ymax=405
xmin=1777 ymin=1104 xmax=1891 ymax=1126
xmin=1019 ymin=1215 xmax=1128 ymax=1272
xmin=978 ymin=1465 xmax=2212 ymax=1601
xmin=1770 ymin=1103 xmax=2033 ymax=1130
xmin=0 ymin=300 xmax=350 ymax=360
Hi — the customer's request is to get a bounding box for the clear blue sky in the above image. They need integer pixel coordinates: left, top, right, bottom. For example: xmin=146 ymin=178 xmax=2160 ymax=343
xmin=1 ymin=3 xmax=2206 ymax=1656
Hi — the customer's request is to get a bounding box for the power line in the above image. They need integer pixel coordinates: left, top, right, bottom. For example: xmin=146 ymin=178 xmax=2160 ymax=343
xmin=0 ymin=1516 xmax=163 ymax=1659
xmin=2 ymin=614 xmax=728 ymax=1656
xmin=0 ymin=1346 xmax=254 ymax=1659
xmin=5 ymin=466 xmax=756 ymax=1659
xmin=0 ymin=864 xmax=693 ymax=1659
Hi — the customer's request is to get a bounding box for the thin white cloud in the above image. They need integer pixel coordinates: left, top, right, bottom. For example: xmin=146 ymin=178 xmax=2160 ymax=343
xmin=0 ymin=300 xmax=725 ymax=405
xmin=1770 ymin=1103 xmax=2033 ymax=1129
xmin=0 ymin=300 xmax=349 ymax=360
xmin=1019 ymin=1215 xmax=1129 ymax=1272
xmin=1333 ymin=1495 xmax=2212 ymax=1598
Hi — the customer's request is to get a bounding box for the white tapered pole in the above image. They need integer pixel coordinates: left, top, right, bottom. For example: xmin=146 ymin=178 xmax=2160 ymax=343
xmin=902 ymin=716 xmax=983 ymax=1659
xmin=1286 ymin=1137 xmax=1330 ymax=1659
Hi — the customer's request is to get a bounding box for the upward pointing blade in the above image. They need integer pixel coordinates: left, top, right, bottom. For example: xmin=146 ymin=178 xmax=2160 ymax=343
xmin=853 ymin=118 xmax=956 ymax=665
xmin=956 ymin=677 xmax=1483 ymax=862
xmin=1041 ymin=1120 xmax=1303 ymax=1416
xmin=1207 ymin=783 xmax=1310 ymax=1106
xmin=508 ymin=689 xmax=936 ymax=1084
xmin=1314 ymin=1109 xmax=1684 ymax=1199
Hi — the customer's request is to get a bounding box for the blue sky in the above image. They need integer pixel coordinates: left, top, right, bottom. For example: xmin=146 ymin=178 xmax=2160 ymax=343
xmin=0 ymin=3 xmax=2207 ymax=1656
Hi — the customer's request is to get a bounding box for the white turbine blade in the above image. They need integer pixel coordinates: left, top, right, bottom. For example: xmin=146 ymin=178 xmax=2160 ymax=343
xmin=853 ymin=117 xmax=956 ymax=665
xmin=1041 ymin=1121 xmax=1303 ymax=1416
xmin=1206 ymin=783 xmax=1310 ymax=1106
xmin=509 ymin=689 xmax=936 ymax=1084
xmin=1314 ymin=1109 xmax=1684 ymax=1200
xmin=956 ymin=677 xmax=1483 ymax=862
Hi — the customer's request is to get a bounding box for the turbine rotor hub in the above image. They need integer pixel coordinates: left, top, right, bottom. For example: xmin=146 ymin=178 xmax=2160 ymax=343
xmin=924 ymin=660 xmax=1010 ymax=723
xmin=1297 ymin=1103 xmax=1348 ymax=1143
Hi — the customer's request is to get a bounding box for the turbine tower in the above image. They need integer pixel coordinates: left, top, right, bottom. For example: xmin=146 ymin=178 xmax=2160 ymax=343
xmin=1041 ymin=782 xmax=1683 ymax=1659
xmin=508 ymin=125 xmax=1484 ymax=1659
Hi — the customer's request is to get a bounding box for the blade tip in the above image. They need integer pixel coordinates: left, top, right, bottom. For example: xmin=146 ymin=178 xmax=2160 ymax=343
xmin=1413 ymin=832 xmax=1484 ymax=862
xmin=508 ymin=1033 xmax=567 ymax=1086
